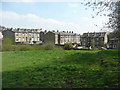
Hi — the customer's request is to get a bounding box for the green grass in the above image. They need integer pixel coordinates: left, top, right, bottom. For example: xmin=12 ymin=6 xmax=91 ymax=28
xmin=2 ymin=50 xmax=120 ymax=88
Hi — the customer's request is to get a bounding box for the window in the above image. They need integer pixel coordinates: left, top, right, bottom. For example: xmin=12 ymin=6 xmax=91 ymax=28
xmin=29 ymin=33 xmax=31 ymax=36
xmin=37 ymin=34 xmax=39 ymax=37
xmin=19 ymin=37 xmax=21 ymax=41
xmin=22 ymin=33 xmax=25 ymax=36
xmin=16 ymin=38 xmax=19 ymax=41
xmin=32 ymin=38 xmax=34 ymax=41
xmin=34 ymin=38 xmax=37 ymax=41
xmin=38 ymin=38 xmax=39 ymax=41
xmin=16 ymin=33 xmax=18 ymax=36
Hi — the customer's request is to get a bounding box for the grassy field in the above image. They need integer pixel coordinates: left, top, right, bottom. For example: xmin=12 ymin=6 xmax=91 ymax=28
xmin=2 ymin=50 xmax=120 ymax=88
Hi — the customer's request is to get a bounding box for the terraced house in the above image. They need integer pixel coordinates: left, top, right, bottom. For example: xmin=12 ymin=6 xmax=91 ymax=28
xmin=81 ymin=32 xmax=108 ymax=48
xmin=108 ymin=38 xmax=119 ymax=49
xmin=1 ymin=26 xmax=112 ymax=48
xmin=41 ymin=30 xmax=81 ymax=45
xmin=2 ymin=28 xmax=42 ymax=44
xmin=2 ymin=26 xmax=81 ymax=45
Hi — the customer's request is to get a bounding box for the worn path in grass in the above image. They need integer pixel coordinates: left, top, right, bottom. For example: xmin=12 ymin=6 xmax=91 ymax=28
xmin=2 ymin=50 xmax=120 ymax=88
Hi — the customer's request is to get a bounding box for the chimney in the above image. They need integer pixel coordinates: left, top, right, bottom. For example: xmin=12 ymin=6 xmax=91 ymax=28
xmin=72 ymin=31 xmax=73 ymax=33
xmin=52 ymin=30 xmax=55 ymax=32
xmin=10 ymin=27 xmax=13 ymax=31
xmin=45 ymin=30 xmax=47 ymax=32
xmin=57 ymin=30 xmax=59 ymax=32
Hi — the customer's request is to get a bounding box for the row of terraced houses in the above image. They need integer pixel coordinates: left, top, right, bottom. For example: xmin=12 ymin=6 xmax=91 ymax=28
xmin=0 ymin=26 xmax=119 ymax=49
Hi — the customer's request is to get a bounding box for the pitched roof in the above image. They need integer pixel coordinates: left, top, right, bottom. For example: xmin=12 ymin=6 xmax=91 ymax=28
xmin=82 ymin=32 xmax=106 ymax=38
xmin=49 ymin=31 xmax=80 ymax=36
xmin=12 ymin=28 xmax=42 ymax=33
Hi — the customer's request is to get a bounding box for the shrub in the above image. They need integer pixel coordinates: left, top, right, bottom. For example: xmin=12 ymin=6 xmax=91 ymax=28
xmin=44 ymin=43 xmax=56 ymax=50
xmin=15 ymin=45 xmax=35 ymax=51
xmin=91 ymin=39 xmax=95 ymax=50
xmin=64 ymin=43 xmax=72 ymax=50
xmin=2 ymin=42 xmax=63 ymax=51
xmin=0 ymin=39 xmax=2 ymax=51
xmin=2 ymin=38 xmax=13 ymax=51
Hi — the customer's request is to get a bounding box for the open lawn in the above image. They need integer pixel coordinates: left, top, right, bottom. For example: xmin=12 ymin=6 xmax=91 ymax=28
xmin=2 ymin=50 xmax=120 ymax=88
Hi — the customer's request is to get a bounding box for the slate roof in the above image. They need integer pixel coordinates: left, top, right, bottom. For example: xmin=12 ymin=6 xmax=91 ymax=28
xmin=82 ymin=32 xmax=106 ymax=38
xmin=49 ymin=31 xmax=80 ymax=36
xmin=0 ymin=26 xmax=11 ymax=31
xmin=0 ymin=26 xmax=42 ymax=33
xmin=12 ymin=28 xmax=42 ymax=33
xmin=109 ymin=38 xmax=119 ymax=41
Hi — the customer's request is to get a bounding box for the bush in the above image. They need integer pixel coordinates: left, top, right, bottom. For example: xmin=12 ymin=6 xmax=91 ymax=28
xmin=30 ymin=44 xmax=63 ymax=50
xmin=32 ymin=45 xmax=45 ymax=50
xmin=44 ymin=43 xmax=57 ymax=50
xmin=0 ymin=39 xmax=2 ymax=51
xmin=91 ymin=39 xmax=95 ymax=50
xmin=2 ymin=38 xmax=13 ymax=51
xmin=64 ymin=43 xmax=73 ymax=50
xmin=14 ymin=45 xmax=35 ymax=51
xmin=2 ymin=42 xmax=63 ymax=51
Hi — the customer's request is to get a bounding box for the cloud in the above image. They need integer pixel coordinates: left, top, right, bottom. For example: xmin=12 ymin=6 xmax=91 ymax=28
xmin=1 ymin=0 xmax=118 ymax=2
xmin=79 ymin=15 xmax=109 ymax=33
xmin=0 ymin=0 xmax=86 ymax=2
xmin=1 ymin=0 xmax=36 ymax=2
xmin=68 ymin=3 xmax=79 ymax=8
xmin=0 ymin=11 xmax=82 ymax=34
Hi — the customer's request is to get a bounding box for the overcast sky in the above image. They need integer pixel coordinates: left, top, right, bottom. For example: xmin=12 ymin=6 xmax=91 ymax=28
xmin=0 ymin=0 xmax=110 ymax=34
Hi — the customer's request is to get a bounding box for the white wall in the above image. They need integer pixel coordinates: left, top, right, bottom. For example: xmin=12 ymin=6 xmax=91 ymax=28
xmin=0 ymin=32 xmax=3 ymax=39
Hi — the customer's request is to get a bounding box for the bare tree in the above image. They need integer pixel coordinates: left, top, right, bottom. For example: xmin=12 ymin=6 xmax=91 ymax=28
xmin=82 ymin=0 xmax=119 ymax=38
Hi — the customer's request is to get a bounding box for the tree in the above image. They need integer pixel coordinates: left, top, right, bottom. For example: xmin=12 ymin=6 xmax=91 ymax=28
xmin=108 ymin=1 xmax=120 ymax=38
xmin=99 ymin=40 xmax=104 ymax=47
xmin=2 ymin=38 xmax=13 ymax=51
xmin=91 ymin=39 xmax=95 ymax=50
xmin=83 ymin=0 xmax=119 ymax=36
xmin=0 ymin=39 xmax=2 ymax=51
xmin=64 ymin=43 xmax=72 ymax=50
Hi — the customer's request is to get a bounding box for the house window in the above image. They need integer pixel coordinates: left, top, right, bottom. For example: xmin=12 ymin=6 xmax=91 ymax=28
xmin=16 ymin=33 xmax=18 ymax=36
xmin=31 ymin=38 xmax=34 ymax=41
xmin=37 ymin=34 xmax=39 ymax=37
xmin=16 ymin=38 xmax=19 ymax=41
xmin=113 ymin=45 xmax=116 ymax=48
xmin=22 ymin=33 xmax=25 ymax=36
xmin=19 ymin=37 xmax=21 ymax=41
xmin=29 ymin=33 xmax=31 ymax=36
xmin=38 ymin=38 xmax=39 ymax=41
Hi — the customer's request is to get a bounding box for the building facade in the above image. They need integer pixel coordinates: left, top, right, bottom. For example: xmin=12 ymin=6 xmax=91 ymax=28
xmin=2 ymin=28 xmax=42 ymax=44
xmin=1 ymin=26 xmax=81 ymax=45
xmin=108 ymin=38 xmax=119 ymax=49
xmin=2 ymin=26 xmax=116 ymax=49
xmin=81 ymin=32 xmax=108 ymax=48
xmin=41 ymin=31 xmax=81 ymax=45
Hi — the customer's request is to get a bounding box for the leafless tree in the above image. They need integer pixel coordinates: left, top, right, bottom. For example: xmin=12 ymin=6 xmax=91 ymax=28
xmin=82 ymin=0 xmax=119 ymax=38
